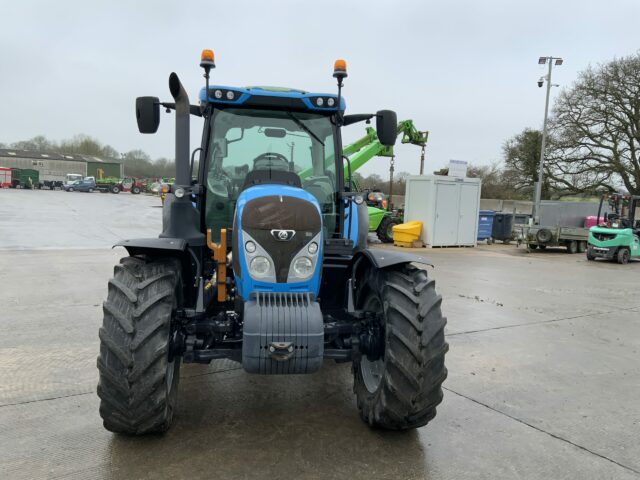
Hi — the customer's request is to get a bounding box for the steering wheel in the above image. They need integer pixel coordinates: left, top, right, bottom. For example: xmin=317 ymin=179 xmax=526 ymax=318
xmin=253 ymin=152 xmax=291 ymax=171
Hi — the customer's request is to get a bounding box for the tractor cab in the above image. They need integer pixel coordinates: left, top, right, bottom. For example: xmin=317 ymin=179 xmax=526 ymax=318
xmin=201 ymin=86 xmax=344 ymax=243
xmin=587 ymin=192 xmax=640 ymax=264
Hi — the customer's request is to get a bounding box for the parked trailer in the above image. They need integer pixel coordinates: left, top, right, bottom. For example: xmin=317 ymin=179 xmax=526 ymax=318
xmin=40 ymin=179 xmax=64 ymax=190
xmin=525 ymin=225 xmax=590 ymax=253
xmin=11 ymin=168 xmax=39 ymax=189
xmin=91 ymin=177 xmax=124 ymax=194
xmin=523 ymin=201 xmax=605 ymax=253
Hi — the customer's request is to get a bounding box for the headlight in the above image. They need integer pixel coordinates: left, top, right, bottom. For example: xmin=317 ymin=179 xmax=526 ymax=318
xmin=316 ymin=97 xmax=324 ymax=107
xmin=173 ymin=187 xmax=185 ymax=198
xmin=292 ymin=257 xmax=313 ymax=277
xmin=226 ymin=90 xmax=235 ymax=100
xmin=214 ymin=89 xmax=223 ymax=99
xmin=250 ymin=256 xmax=271 ymax=277
xmin=327 ymin=97 xmax=335 ymax=107
xmin=245 ymin=241 xmax=256 ymax=253
xmin=308 ymin=242 xmax=318 ymax=255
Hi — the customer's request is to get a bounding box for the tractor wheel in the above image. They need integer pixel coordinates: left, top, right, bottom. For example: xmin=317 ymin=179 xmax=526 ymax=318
xmin=566 ymin=241 xmax=578 ymax=254
xmin=97 ymin=256 xmax=182 ymax=435
xmin=111 ymin=185 xmax=120 ymax=194
xmin=377 ymin=215 xmax=400 ymax=243
xmin=132 ymin=186 xmax=141 ymax=195
xmin=617 ymin=248 xmax=630 ymax=265
xmin=577 ymin=241 xmax=587 ymax=253
xmin=353 ymin=264 xmax=448 ymax=430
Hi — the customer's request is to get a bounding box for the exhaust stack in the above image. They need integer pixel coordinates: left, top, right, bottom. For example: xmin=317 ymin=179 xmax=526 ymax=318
xmin=169 ymin=72 xmax=190 ymax=186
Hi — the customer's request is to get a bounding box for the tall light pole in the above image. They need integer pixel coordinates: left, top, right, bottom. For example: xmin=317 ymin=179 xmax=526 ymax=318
xmin=533 ymin=56 xmax=563 ymax=223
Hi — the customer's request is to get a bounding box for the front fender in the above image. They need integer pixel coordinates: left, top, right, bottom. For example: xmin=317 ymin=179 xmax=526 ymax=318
xmin=352 ymin=247 xmax=431 ymax=270
xmin=114 ymin=237 xmax=187 ymax=256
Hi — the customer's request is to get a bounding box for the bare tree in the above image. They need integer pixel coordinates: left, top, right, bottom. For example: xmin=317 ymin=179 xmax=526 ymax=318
xmin=547 ymin=53 xmax=640 ymax=194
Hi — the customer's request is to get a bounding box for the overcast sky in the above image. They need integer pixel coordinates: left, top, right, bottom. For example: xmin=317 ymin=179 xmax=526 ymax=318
xmin=1 ymin=0 xmax=638 ymax=177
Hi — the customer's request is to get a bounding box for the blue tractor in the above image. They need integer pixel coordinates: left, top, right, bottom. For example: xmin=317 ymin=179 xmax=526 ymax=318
xmin=97 ymin=51 xmax=448 ymax=434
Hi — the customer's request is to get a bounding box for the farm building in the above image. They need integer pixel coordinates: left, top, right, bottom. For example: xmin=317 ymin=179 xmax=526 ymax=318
xmin=0 ymin=149 xmax=123 ymax=186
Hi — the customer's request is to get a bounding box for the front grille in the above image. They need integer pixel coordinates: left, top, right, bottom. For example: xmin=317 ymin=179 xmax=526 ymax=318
xmin=254 ymin=291 xmax=313 ymax=307
xmin=593 ymin=232 xmax=616 ymax=241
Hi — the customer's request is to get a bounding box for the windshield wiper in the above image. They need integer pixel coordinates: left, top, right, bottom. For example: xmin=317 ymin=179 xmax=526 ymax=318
xmin=286 ymin=112 xmax=324 ymax=146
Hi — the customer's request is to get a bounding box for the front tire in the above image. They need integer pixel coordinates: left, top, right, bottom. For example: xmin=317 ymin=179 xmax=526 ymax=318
xmin=617 ymin=248 xmax=630 ymax=265
xmin=566 ymin=240 xmax=578 ymax=254
xmin=353 ymin=264 xmax=448 ymax=430
xmin=111 ymin=185 xmax=120 ymax=194
xmin=97 ymin=256 xmax=182 ymax=435
xmin=377 ymin=215 xmax=400 ymax=243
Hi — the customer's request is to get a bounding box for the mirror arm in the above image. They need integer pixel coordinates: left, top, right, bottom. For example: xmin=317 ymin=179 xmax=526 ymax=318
xmin=161 ymin=102 xmax=203 ymax=117
xmin=342 ymin=114 xmax=375 ymax=127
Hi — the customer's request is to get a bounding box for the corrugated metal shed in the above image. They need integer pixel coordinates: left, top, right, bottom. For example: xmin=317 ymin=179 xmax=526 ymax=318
xmin=0 ymin=149 xmax=121 ymax=183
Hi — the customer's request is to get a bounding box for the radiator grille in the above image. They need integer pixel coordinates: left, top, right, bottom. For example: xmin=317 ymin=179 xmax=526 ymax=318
xmin=254 ymin=291 xmax=312 ymax=308
xmin=593 ymin=232 xmax=616 ymax=241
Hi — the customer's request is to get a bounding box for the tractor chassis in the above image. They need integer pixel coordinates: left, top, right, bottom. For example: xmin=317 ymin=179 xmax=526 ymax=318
xmin=171 ymin=301 xmax=383 ymax=365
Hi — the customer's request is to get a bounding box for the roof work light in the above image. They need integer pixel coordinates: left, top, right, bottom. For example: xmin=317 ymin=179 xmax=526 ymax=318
xmin=333 ymin=59 xmax=347 ymax=80
xmin=200 ymin=49 xmax=215 ymax=69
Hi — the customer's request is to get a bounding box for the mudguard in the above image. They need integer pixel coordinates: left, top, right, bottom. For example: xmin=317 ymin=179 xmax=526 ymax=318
xmin=114 ymin=237 xmax=187 ymax=256
xmin=352 ymin=248 xmax=432 ymax=270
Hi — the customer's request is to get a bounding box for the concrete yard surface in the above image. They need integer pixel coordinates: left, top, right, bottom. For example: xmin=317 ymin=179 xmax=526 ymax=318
xmin=0 ymin=189 xmax=639 ymax=479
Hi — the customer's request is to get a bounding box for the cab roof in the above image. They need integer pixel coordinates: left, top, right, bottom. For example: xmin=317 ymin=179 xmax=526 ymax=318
xmin=198 ymin=85 xmax=346 ymax=113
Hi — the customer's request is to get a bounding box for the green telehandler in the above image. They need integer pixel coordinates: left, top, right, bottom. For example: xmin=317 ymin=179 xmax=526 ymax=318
xmin=343 ymin=120 xmax=428 ymax=242
xmin=587 ymin=192 xmax=640 ymax=264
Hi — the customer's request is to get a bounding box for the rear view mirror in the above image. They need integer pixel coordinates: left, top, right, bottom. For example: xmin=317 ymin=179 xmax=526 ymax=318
xmin=264 ymin=128 xmax=287 ymax=138
xmin=376 ymin=110 xmax=398 ymax=147
xmin=136 ymin=96 xmax=160 ymax=134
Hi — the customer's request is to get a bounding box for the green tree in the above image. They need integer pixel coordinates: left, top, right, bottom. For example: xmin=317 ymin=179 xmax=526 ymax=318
xmin=501 ymin=128 xmax=548 ymax=198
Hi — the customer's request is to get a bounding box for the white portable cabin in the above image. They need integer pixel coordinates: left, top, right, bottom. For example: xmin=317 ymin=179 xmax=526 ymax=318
xmin=404 ymin=175 xmax=481 ymax=247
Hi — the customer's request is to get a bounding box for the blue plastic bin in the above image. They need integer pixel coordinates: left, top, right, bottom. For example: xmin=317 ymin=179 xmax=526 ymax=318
xmin=477 ymin=210 xmax=495 ymax=242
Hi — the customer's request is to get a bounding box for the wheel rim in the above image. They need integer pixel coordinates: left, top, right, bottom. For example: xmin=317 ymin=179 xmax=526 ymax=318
xmin=360 ymin=294 xmax=385 ymax=393
xmin=386 ymin=223 xmax=395 ymax=239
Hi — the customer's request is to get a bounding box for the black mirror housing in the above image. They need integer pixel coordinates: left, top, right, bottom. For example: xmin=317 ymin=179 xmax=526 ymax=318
xmin=376 ymin=110 xmax=397 ymax=146
xmin=136 ymin=96 xmax=160 ymax=134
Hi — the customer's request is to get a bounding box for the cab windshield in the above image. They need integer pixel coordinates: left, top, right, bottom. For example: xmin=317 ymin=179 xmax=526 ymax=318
xmin=205 ymin=108 xmax=338 ymax=237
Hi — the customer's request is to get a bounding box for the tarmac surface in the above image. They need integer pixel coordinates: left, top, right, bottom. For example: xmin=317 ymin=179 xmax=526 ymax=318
xmin=1 ymin=188 xmax=639 ymax=479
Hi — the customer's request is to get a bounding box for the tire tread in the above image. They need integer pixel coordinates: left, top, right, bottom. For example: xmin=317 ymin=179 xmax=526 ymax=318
xmin=354 ymin=264 xmax=448 ymax=430
xmin=97 ymin=256 xmax=180 ymax=435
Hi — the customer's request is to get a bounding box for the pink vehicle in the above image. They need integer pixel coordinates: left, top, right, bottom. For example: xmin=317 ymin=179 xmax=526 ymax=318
xmin=584 ymin=215 xmax=605 ymax=229
xmin=0 ymin=167 xmax=11 ymax=188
